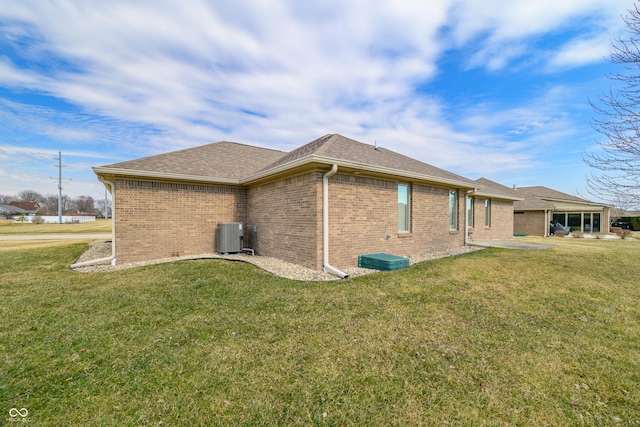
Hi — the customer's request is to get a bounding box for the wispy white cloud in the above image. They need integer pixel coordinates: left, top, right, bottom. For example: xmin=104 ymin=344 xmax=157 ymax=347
xmin=448 ymin=0 xmax=629 ymax=71
xmin=547 ymin=34 xmax=613 ymax=70
xmin=0 ymin=0 xmax=633 ymax=197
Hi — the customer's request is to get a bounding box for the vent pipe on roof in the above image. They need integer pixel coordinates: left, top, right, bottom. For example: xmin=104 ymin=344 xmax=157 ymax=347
xmin=323 ymin=164 xmax=348 ymax=279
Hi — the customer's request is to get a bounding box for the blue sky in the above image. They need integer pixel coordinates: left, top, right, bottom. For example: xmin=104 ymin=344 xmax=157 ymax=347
xmin=0 ymin=0 xmax=633 ymax=200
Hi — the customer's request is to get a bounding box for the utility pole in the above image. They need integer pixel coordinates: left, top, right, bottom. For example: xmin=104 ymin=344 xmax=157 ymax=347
xmin=58 ymin=152 xmax=62 ymax=224
xmin=52 ymin=152 xmax=70 ymax=224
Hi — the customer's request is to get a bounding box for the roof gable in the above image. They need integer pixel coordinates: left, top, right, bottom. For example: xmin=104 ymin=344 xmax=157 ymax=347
xmin=259 ymin=134 xmax=474 ymax=187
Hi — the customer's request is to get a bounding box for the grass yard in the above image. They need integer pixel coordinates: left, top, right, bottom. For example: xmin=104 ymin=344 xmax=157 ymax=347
xmin=0 ymin=219 xmax=112 ymax=235
xmin=1 ymin=237 xmax=639 ymax=425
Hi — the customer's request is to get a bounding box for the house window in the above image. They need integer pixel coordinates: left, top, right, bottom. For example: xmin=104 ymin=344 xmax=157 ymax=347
xmin=553 ymin=213 xmax=567 ymax=226
xmin=567 ymin=213 xmax=581 ymax=230
xmin=554 ymin=211 xmax=601 ymax=233
xmin=398 ymin=184 xmax=410 ymax=233
xmin=467 ymin=197 xmax=474 ymax=228
xmin=484 ymin=199 xmax=491 ymax=227
xmin=592 ymin=213 xmax=601 ymax=233
xmin=449 ymin=190 xmax=458 ymax=230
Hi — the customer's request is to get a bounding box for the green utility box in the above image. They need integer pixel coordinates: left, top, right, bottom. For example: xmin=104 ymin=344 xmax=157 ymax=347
xmin=358 ymin=253 xmax=409 ymax=271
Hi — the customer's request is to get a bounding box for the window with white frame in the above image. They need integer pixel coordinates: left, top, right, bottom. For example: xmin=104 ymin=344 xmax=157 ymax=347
xmin=467 ymin=197 xmax=474 ymax=228
xmin=449 ymin=190 xmax=458 ymax=230
xmin=398 ymin=184 xmax=410 ymax=233
xmin=484 ymin=199 xmax=491 ymax=227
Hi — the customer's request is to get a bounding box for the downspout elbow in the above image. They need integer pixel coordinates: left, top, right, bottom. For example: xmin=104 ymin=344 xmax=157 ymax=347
xmin=324 ymin=264 xmax=349 ymax=279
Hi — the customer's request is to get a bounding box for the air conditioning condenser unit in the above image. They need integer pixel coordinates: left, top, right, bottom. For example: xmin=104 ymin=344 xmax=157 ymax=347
xmin=216 ymin=222 xmax=243 ymax=253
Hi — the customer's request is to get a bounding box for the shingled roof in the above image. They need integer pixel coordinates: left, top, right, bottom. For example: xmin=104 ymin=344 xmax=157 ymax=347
xmin=257 ymin=134 xmax=474 ymax=186
xmin=513 ymin=186 xmax=604 ymax=210
xmin=94 ymin=141 xmax=287 ymax=182
xmin=473 ymin=178 xmax=523 ymax=201
xmin=0 ymin=204 xmax=29 ymax=215
xmin=9 ymin=201 xmax=39 ymax=213
xmin=94 ymin=134 xmax=476 ymax=188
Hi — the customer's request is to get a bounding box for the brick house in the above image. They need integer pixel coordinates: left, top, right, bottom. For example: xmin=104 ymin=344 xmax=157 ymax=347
xmin=512 ymin=186 xmax=611 ymax=236
xmin=0 ymin=203 xmax=30 ymax=218
xmin=93 ymin=134 xmax=515 ymax=274
xmin=468 ymin=178 xmax=523 ymax=240
xmin=8 ymin=201 xmax=40 ymax=215
xmin=0 ymin=201 xmax=40 ymax=221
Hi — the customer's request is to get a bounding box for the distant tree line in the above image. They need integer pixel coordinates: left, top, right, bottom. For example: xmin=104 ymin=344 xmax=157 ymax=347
xmin=0 ymin=190 xmax=110 ymax=218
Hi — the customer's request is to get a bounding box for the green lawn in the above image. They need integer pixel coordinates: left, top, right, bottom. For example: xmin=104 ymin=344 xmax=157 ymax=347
xmin=1 ymin=237 xmax=639 ymax=425
xmin=0 ymin=219 xmax=112 ymax=235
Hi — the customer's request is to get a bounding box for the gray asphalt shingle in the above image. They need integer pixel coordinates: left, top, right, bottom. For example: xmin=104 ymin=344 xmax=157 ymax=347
xmin=97 ymin=134 xmax=475 ymax=186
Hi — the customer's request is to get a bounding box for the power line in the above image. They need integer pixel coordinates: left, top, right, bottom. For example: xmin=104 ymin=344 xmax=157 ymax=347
xmin=0 ymin=121 xmax=54 ymax=160
xmin=0 ymin=134 xmax=60 ymax=170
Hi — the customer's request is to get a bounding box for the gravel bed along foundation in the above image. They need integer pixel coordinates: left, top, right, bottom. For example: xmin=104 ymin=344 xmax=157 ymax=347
xmin=71 ymin=240 xmax=483 ymax=281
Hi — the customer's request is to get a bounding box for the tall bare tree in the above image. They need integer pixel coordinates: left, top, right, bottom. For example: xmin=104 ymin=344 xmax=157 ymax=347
xmin=586 ymin=2 xmax=640 ymax=209
xmin=17 ymin=190 xmax=44 ymax=203
xmin=0 ymin=194 xmax=14 ymax=204
xmin=73 ymin=195 xmax=95 ymax=214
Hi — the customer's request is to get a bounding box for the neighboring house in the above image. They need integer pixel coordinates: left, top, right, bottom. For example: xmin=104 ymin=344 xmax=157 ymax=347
xmin=0 ymin=202 xmax=40 ymax=220
xmin=9 ymin=201 xmax=40 ymax=215
xmin=93 ymin=134 xmax=516 ymax=273
xmin=0 ymin=204 xmax=29 ymax=218
xmin=469 ymin=178 xmax=524 ymax=240
xmin=512 ymin=186 xmax=611 ymax=236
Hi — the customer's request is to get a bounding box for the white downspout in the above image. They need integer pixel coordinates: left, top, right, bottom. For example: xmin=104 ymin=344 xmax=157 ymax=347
xmin=70 ymin=176 xmax=116 ymax=268
xmin=323 ymin=164 xmax=348 ymax=279
xmin=465 ymin=190 xmax=474 ymax=245
xmin=544 ymin=209 xmax=550 ymax=237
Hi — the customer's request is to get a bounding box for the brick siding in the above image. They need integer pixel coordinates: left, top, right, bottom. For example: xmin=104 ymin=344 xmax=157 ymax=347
xmin=113 ymin=173 xmax=472 ymax=270
xmin=469 ymin=198 xmax=514 ymax=240
xmin=326 ymin=174 xmax=465 ymax=269
xmin=114 ymin=178 xmax=246 ymax=264
xmin=247 ymin=172 xmax=322 ymax=270
xmin=514 ymin=211 xmax=546 ymax=236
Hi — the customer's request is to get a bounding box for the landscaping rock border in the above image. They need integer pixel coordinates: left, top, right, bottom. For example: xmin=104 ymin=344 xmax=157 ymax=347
xmin=71 ymin=240 xmax=484 ymax=281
